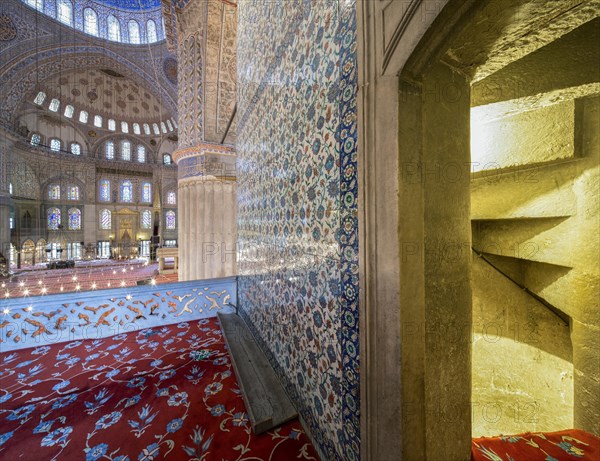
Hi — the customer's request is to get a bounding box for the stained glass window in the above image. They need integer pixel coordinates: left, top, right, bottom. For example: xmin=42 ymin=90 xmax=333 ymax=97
xmin=121 ymin=180 xmax=133 ymax=202
xmin=121 ymin=121 xmax=129 ymax=133
xmin=128 ymin=20 xmax=140 ymax=44
xmin=49 ymin=98 xmax=60 ymax=112
xmin=33 ymin=91 xmax=46 ymax=105
xmin=167 ymin=191 xmax=176 ymax=205
xmin=137 ymin=145 xmax=146 ymax=163
xmin=133 ymin=123 xmax=140 ymax=135
xmin=99 ymin=180 xmax=110 ymax=201
xmin=50 ymin=138 xmax=61 ymax=152
xmin=163 ymin=154 xmax=172 ymax=165
xmin=47 ymin=207 xmax=61 ymax=230
xmin=141 ymin=182 xmax=151 ymax=203
xmin=141 ymin=210 xmax=152 ymax=229
xmin=108 ymin=119 xmax=116 ymax=131
xmin=107 ymin=15 xmax=121 ymax=41
xmin=67 ymin=186 xmax=79 ymax=200
xmin=147 ymin=19 xmax=157 ymax=43
xmin=48 ymin=184 xmax=60 ymax=200
xmin=70 ymin=143 xmax=81 ymax=155
xmin=106 ymin=141 xmax=114 ymax=160
xmin=122 ymin=141 xmax=131 ymax=161
xmin=166 ymin=211 xmax=176 ymax=230
xmin=143 ymin=124 xmax=150 ymax=135
xmin=167 ymin=120 xmax=173 ymax=131
xmin=57 ymin=0 xmax=72 ymax=25
xmin=68 ymin=208 xmax=81 ymax=230
xmin=64 ymin=105 xmax=74 ymax=118
xmin=30 ymin=133 xmax=41 ymax=146
xmin=100 ymin=209 xmax=111 ymax=230
xmin=152 ymin=123 xmax=160 ymax=135
xmin=79 ymin=111 xmax=88 ymax=123
xmin=94 ymin=115 xmax=102 ymax=127
xmin=160 ymin=122 xmax=167 ymax=134
xmin=84 ymin=8 xmax=98 ymax=36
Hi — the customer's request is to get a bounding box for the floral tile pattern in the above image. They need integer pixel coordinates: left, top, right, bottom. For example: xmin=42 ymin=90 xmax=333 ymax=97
xmin=0 ymin=318 xmax=320 ymax=460
xmin=236 ymin=1 xmax=359 ymax=459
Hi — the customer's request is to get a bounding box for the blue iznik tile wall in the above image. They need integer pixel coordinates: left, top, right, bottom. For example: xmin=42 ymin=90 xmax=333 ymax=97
xmin=236 ymin=1 xmax=358 ymax=460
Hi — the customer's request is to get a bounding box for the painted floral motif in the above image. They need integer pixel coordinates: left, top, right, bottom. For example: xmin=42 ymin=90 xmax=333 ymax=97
xmin=0 ymin=318 xmax=320 ymax=460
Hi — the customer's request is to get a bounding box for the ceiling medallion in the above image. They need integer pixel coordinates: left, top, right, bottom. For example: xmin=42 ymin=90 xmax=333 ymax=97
xmin=88 ymin=130 xmax=97 ymax=137
xmin=0 ymin=15 xmax=17 ymax=42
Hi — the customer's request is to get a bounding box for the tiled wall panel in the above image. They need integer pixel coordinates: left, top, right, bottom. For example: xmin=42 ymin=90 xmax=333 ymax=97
xmin=236 ymin=1 xmax=358 ymax=459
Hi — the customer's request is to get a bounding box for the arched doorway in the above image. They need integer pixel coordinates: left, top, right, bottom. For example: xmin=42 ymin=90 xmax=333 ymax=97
xmin=36 ymin=239 xmax=47 ymax=263
xmin=358 ymin=1 xmax=598 ymax=459
xmin=21 ymin=239 xmax=35 ymax=266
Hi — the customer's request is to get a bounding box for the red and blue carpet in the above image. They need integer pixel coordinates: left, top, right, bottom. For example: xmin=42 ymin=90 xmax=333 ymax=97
xmin=0 ymin=317 xmax=320 ymax=460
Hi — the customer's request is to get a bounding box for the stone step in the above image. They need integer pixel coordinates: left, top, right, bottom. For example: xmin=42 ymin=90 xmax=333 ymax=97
xmin=217 ymin=311 xmax=298 ymax=434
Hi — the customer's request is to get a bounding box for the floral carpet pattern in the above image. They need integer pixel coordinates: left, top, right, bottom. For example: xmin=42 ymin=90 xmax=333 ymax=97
xmin=472 ymin=429 xmax=600 ymax=461
xmin=0 ymin=318 xmax=319 ymax=460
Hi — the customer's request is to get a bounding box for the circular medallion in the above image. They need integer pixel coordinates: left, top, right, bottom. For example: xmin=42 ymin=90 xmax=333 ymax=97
xmin=0 ymin=16 xmax=17 ymax=42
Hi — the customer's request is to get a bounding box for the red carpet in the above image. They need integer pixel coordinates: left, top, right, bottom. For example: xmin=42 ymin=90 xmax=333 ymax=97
xmin=472 ymin=429 xmax=600 ymax=461
xmin=0 ymin=318 xmax=319 ymax=460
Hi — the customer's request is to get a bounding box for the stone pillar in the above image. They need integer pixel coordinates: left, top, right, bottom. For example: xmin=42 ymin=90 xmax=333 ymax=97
xmin=172 ymin=0 xmax=237 ymax=281
xmin=0 ymin=145 xmax=11 ymax=259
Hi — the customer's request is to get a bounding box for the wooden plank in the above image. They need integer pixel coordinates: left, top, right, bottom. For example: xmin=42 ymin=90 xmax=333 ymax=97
xmin=217 ymin=312 xmax=298 ymax=434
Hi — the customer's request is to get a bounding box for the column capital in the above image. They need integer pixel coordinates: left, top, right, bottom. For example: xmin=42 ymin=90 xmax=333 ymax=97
xmin=174 ymin=142 xmax=237 ymax=181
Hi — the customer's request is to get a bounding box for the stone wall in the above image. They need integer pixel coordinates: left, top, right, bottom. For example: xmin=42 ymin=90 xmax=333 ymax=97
xmin=236 ymin=1 xmax=359 ymax=459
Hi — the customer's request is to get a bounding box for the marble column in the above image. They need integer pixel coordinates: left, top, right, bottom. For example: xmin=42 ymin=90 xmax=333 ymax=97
xmin=171 ymin=0 xmax=237 ymax=281
xmin=0 ymin=144 xmax=11 ymax=259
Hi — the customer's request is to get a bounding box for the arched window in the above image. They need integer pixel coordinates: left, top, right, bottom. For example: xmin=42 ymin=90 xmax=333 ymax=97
xmin=141 ymin=182 xmax=151 ymax=203
xmin=166 ymin=211 xmax=176 ymax=230
xmin=48 ymin=184 xmax=60 ymax=200
xmin=50 ymin=138 xmax=61 ymax=152
xmin=8 ymin=183 xmax=12 ymax=195
xmin=56 ymin=0 xmax=72 ymax=25
xmin=166 ymin=191 xmax=176 ymax=205
xmin=70 ymin=143 xmax=81 ymax=156
xmin=30 ymin=133 xmax=41 ymax=146
xmin=99 ymin=180 xmax=110 ymax=201
xmin=128 ymin=20 xmax=140 ymax=44
xmin=120 ymin=180 xmax=133 ymax=202
xmin=146 ymin=19 xmax=157 ymax=43
xmin=160 ymin=122 xmax=167 ymax=134
xmin=108 ymin=119 xmax=116 ymax=131
xmin=79 ymin=111 xmax=88 ymax=123
xmin=143 ymin=123 xmax=150 ymax=135
xmin=67 ymin=186 xmax=79 ymax=200
xmin=100 ymin=209 xmax=111 ymax=230
xmin=105 ymin=140 xmax=114 ymax=160
xmin=84 ymin=8 xmax=99 ymax=36
xmin=153 ymin=123 xmax=160 ymax=135
xmin=163 ymin=154 xmax=172 ymax=165
xmin=47 ymin=208 xmax=61 ymax=230
xmin=68 ymin=208 xmax=81 ymax=230
xmin=64 ymin=105 xmax=74 ymax=118
xmin=49 ymin=98 xmax=60 ymax=112
xmin=172 ymin=118 xmax=178 ymax=128
xmin=33 ymin=91 xmax=46 ymax=105
xmin=141 ymin=210 xmax=152 ymax=229
xmin=137 ymin=145 xmax=146 ymax=163
xmin=107 ymin=15 xmax=121 ymax=41
xmin=121 ymin=140 xmax=131 ymax=161
xmin=166 ymin=120 xmax=173 ymax=131
xmin=94 ymin=115 xmax=102 ymax=127
xmin=133 ymin=123 xmax=140 ymax=135
xmin=26 ymin=0 xmax=44 ymax=12
xmin=121 ymin=121 xmax=129 ymax=133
